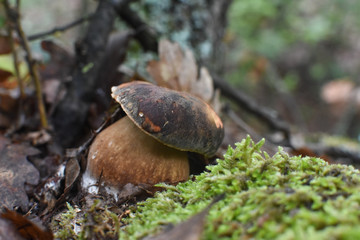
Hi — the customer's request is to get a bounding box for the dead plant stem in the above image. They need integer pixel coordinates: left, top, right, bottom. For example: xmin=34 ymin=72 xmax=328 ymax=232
xmin=4 ymin=0 xmax=48 ymax=128
xmin=6 ymin=26 xmax=24 ymax=99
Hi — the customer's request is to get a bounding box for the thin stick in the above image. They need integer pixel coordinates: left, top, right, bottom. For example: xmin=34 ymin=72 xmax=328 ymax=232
xmin=6 ymin=24 xmax=24 ymax=98
xmin=28 ymin=14 xmax=94 ymax=41
xmin=5 ymin=23 xmax=26 ymax=130
xmin=213 ymin=76 xmax=290 ymax=137
xmin=4 ymin=0 xmax=48 ymax=128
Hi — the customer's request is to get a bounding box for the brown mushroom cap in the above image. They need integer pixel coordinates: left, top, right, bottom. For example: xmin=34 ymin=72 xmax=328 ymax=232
xmin=86 ymin=116 xmax=189 ymax=186
xmin=111 ymin=81 xmax=224 ymax=157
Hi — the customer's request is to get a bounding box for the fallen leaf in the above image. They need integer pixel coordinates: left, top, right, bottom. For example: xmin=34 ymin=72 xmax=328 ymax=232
xmin=179 ymin=48 xmax=197 ymax=92
xmin=65 ymin=158 xmax=80 ymax=190
xmin=24 ymin=129 xmax=52 ymax=146
xmin=0 ymin=217 xmax=25 ymax=240
xmin=1 ymin=208 xmax=53 ymax=240
xmin=147 ymin=60 xmax=179 ymax=90
xmin=0 ymin=91 xmax=18 ymax=113
xmin=0 ymin=135 xmax=40 ymax=211
xmin=0 ymin=37 xmax=14 ymax=83
xmin=0 ymin=35 xmax=12 ymax=55
xmin=0 ymin=69 xmax=13 ymax=83
xmin=291 ymin=146 xmax=331 ymax=163
xmin=40 ymin=40 xmax=73 ymax=81
xmin=190 ymin=67 xmax=213 ymax=103
xmin=0 ymin=52 xmax=29 ymax=83
xmin=158 ymin=40 xmax=183 ymax=86
xmin=147 ymin=39 xmax=216 ymax=104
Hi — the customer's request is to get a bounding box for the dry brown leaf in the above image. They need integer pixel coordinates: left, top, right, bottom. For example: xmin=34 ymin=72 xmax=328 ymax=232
xmin=147 ymin=39 xmax=216 ymax=104
xmin=0 ymin=135 xmax=40 ymax=211
xmin=0 ymin=217 xmax=26 ymax=240
xmin=179 ymin=49 xmax=197 ymax=92
xmin=0 ymin=69 xmax=13 ymax=83
xmin=39 ymin=40 xmax=73 ymax=81
xmin=147 ymin=60 xmax=178 ymax=90
xmin=0 ymin=91 xmax=18 ymax=113
xmin=190 ymin=67 xmax=213 ymax=103
xmin=0 ymin=35 xmax=12 ymax=55
xmin=159 ymin=39 xmax=183 ymax=80
xmin=64 ymin=158 xmax=80 ymax=190
xmin=1 ymin=208 xmax=53 ymax=240
xmin=24 ymin=129 xmax=52 ymax=146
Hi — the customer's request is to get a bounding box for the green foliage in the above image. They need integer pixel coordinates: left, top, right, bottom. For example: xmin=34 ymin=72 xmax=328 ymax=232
xmin=229 ymin=0 xmax=293 ymax=58
xmin=227 ymin=0 xmax=360 ymax=89
xmin=228 ymin=0 xmax=355 ymax=58
xmin=120 ymin=136 xmax=360 ymax=239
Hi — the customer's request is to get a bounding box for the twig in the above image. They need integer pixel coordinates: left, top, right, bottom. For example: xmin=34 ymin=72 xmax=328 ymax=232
xmin=265 ymin=61 xmax=307 ymax=131
xmin=324 ymin=146 xmax=360 ymax=166
xmin=213 ymin=76 xmax=291 ymax=138
xmin=52 ymin=0 xmax=124 ymax=147
xmin=4 ymin=0 xmax=48 ymax=128
xmin=6 ymin=28 xmax=24 ymax=98
xmin=4 ymin=0 xmax=22 ymax=98
xmin=28 ymin=14 xmax=94 ymax=41
xmin=115 ymin=2 xmax=158 ymax=52
xmin=224 ymin=106 xmax=262 ymax=141
xmin=5 ymin=23 xmax=26 ymax=130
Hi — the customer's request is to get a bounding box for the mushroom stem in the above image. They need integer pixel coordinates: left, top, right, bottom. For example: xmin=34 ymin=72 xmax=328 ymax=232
xmin=86 ymin=116 xmax=189 ymax=186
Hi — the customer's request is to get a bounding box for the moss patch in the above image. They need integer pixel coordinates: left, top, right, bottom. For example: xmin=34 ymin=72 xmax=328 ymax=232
xmin=120 ymin=136 xmax=360 ymax=239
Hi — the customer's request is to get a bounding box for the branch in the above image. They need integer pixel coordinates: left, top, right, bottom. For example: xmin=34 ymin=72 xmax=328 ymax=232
xmin=4 ymin=0 xmax=48 ymax=128
xmin=213 ymin=76 xmax=291 ymax=137
xmin=115 ymin=3 xmax=158 ymax=52
xmin=51 ymin=0 xmax=121 ymax=147
xmin=27 ymin=14 xmax=94 ymax=41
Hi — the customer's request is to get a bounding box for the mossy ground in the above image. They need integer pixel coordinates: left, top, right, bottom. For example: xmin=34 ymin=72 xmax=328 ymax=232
xmin=120 ymin=136 xmax=360 ymax=240
xmin=51 ymin=136 xmax=360 ymax=239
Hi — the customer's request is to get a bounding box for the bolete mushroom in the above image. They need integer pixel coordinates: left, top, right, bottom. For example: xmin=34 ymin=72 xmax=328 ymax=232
xmin=84 ymin=81 xmax=223 ymax=187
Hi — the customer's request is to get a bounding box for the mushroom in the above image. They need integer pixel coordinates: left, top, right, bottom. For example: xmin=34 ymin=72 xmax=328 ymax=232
xmin=84 ymin=81 xmax=224 ymax=187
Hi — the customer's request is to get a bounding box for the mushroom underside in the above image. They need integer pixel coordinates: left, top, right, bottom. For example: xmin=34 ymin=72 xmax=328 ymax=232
xmin=86 ymin=116 xmax=189 ymax=186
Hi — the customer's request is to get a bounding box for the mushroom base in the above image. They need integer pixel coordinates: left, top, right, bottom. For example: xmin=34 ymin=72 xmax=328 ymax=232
xmin=85 ymin=116 xmax=189 ymax=187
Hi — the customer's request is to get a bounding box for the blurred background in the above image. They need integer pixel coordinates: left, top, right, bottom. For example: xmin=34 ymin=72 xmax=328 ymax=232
xmin=3 ymin=0 xmax=360 ymax=155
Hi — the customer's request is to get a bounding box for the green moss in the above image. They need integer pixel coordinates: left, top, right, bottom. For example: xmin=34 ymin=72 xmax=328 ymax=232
xmin=51 ymin=199 xmax=120 ymax=240
xmin=51 ymin=202 xmax=79 ymax=239
xmin=120 ymin=136 xmax=360 ymax=239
